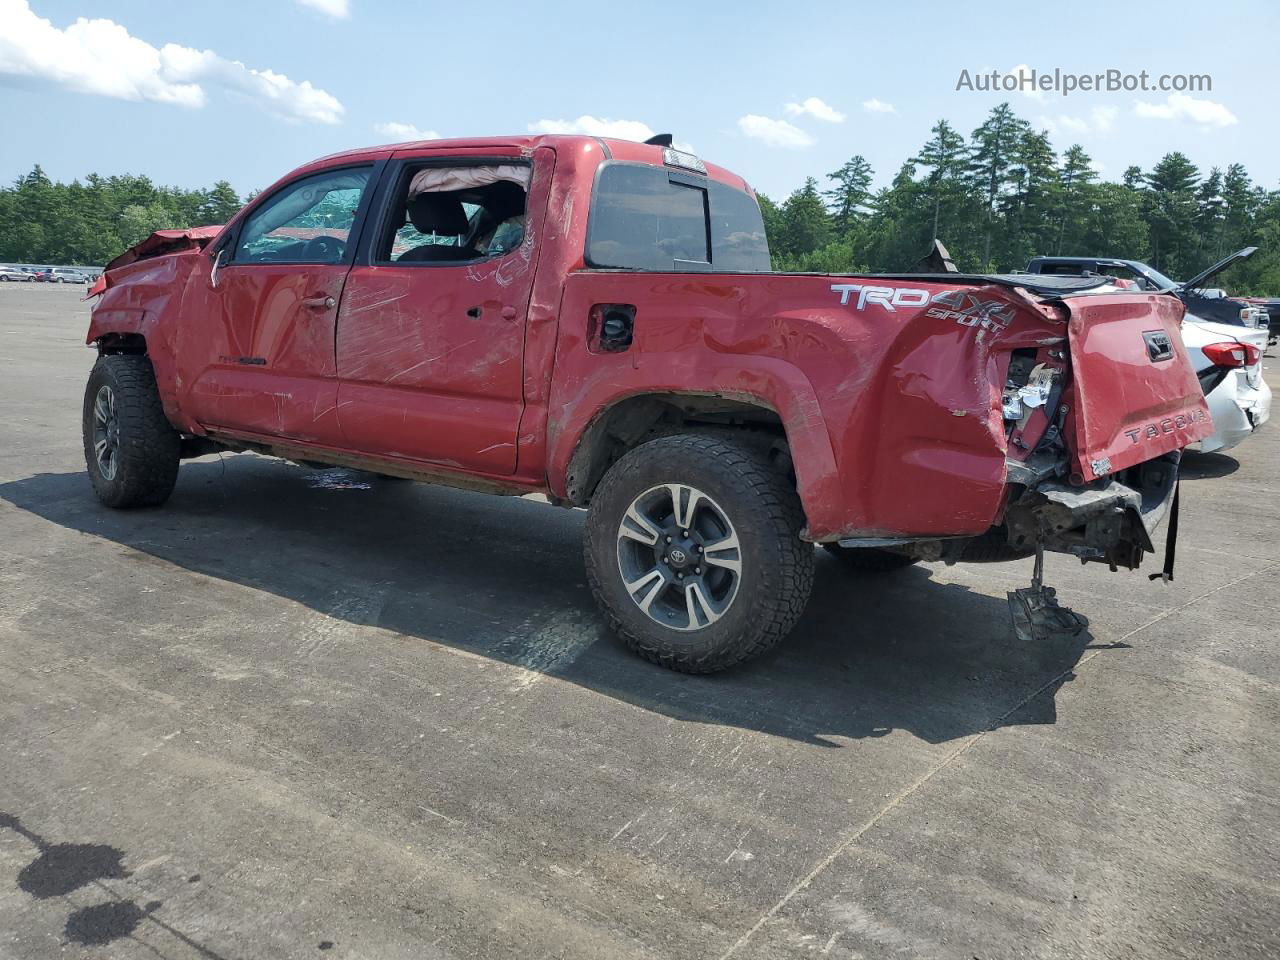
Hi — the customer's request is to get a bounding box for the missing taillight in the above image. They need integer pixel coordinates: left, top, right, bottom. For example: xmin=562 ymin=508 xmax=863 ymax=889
xmin=1202 ymin=341 xmax=1260 ymax=368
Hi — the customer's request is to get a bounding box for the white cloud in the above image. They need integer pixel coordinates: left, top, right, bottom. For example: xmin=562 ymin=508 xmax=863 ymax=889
xmin=295 ymin=0 xmax=350 ymax=17
xmin=1038 ymin=105 xmax=1120 ymax=138
xmin=736 ymin=114 xmax=814 ymax=148
xmin=1134 ymin=93 xmax=1237 ymax=127
xmin=1091 ymin=105 xmax=1118 ymax=132
xmin=0 ymin=1 xmax=343 ymax=123
xmin=1038 ymin=114 xmax=1087 ymax=137
xmin=374 ymin=121 xmax=438 ymax=141
xmin=529 ymin=115 xmax=657 ymax=142
xmin=784 ymin=97 xmax=845 ymax=123
xmin=1008 ymin=64 xmax=1045 ymax=101
xmin=861 ymin=98 xmax=896 ymax=114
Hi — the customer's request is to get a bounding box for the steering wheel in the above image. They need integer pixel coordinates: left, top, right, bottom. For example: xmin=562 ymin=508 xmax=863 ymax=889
xmin=304 ymin=235 xmax=346 ymax=261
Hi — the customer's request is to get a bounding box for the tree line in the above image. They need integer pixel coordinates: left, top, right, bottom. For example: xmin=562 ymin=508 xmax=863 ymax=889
xmin=761 ymin=102 xmax=1279 ymax=293
xmin=0 ymin=166 xmax=243 ymax=267
xmin=1 ymin=102 xmax=1277 ymax=293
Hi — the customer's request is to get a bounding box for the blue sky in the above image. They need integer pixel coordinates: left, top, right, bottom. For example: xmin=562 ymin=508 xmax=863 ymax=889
xmin=2 ymin=0 xmax=1277 ymax=201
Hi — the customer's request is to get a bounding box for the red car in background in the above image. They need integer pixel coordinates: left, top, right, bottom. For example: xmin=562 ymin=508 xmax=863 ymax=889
xmin=79 ymin=134 xmax=1212 ymax=672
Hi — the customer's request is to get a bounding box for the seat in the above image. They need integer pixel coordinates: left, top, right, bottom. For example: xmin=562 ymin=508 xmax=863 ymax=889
xmin=397 ymin=193 xmax=478 ymax=262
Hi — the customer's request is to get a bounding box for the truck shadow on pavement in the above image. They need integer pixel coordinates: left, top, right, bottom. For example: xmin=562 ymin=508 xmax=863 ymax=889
xmin=0 ymin=456 xmax=1098 ymax=748
xmin=1178 ymin=450 xmax=1241 ymax=480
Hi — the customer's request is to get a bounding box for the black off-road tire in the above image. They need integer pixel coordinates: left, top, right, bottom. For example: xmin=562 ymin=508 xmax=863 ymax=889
xmin=820 ymin=543 xmax=920 ymax=572
xmin=585 ymin=433 xmax=815 ymax=674
xmin=82 ymin=354 xmax=181 ymax=508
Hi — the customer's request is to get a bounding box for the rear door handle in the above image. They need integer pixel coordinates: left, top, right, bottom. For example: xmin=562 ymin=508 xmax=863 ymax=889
xmin=302 ymin=295 xmax=336 ymax=310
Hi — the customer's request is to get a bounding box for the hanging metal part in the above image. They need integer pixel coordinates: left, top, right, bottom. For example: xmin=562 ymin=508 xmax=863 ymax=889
xmin=1007 ymin=544 xmax=1088 ymax=643
xmin=1147 ymin=482 xmax=1180 ymax=583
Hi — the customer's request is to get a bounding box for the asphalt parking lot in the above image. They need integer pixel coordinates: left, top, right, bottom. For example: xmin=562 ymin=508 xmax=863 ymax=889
xmin=1 ymin=283 xmax=1277 ymax=960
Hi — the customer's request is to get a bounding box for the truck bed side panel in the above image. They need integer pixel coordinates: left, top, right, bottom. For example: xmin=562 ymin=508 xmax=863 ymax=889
xmin=548 ymin=273 xmax=1058 ymax=539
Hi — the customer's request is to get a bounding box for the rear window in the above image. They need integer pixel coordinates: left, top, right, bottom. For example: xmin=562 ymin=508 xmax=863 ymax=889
xmin=586 ymin=163 xmax=771 ymax=272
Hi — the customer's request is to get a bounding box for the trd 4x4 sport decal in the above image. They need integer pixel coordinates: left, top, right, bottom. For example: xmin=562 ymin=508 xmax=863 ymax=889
xmin=830 ymin=284 xmax=930 ymax=312
xmin=925 ymin=290 xmax=1016 ymax=332
xmin=830 ymin=284 xmax=1016 ymax=334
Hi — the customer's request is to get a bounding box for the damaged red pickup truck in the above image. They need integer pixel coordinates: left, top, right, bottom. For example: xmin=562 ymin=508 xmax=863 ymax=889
xmin=82 ymin=135 xmax=1213 ymax=672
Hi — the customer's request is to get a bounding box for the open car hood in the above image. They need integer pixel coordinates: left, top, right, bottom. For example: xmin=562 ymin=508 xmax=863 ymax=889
xmin=1178 ymin=246 xmax=1257 ymax=293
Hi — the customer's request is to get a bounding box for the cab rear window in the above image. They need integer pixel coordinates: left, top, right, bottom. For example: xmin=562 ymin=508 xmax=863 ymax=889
xmin=586 ymin=163 xmax=771 ymax=272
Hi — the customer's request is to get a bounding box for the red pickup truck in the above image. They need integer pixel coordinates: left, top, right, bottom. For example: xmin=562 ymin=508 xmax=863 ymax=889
xmin=82 ymin=134 xmax=1213 ymax=672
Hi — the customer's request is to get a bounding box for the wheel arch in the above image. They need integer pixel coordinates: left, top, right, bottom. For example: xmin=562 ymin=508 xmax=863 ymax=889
xmin=92 ymin=331 xmax=148 ymax=355
xmin=556 ymin=388 xmax=844 ymax=542
xmin=561 ymin=393 xmax=785 ymax=505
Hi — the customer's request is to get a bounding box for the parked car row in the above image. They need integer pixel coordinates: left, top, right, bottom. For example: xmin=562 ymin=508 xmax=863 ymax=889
xmin=0 ymin=265 xmax=100 ymax=283
xmin=1023 ymin=248 xmax=1272 ymax=455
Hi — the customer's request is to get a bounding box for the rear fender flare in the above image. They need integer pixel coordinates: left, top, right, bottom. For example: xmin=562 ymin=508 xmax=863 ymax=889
xmin=548 ymin=366 xmax=842 ymax=537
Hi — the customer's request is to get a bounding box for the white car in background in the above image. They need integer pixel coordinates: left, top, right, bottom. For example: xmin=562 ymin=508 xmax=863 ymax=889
xmin=0 ymin=266 xmax=32 ymax=282
xmin=1024 ymin=247 xmax=1271 ymax=454
xmin=1175 ymin=249 xmax=1272 ymax=453
xmin=1181 ymin=317 xmax=1271 ymax=453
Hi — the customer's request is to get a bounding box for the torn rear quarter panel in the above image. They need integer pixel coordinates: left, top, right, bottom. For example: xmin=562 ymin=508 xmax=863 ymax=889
xmin=548 ymin=275 xmax=1066 ymax=540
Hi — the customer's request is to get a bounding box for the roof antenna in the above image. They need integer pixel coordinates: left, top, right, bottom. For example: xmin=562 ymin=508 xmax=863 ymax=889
xmin=644 ymin=134 xmax=674 ymax=147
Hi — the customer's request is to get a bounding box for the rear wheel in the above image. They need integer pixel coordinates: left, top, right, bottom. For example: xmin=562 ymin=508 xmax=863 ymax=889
xmin=585 ymin=434 xmax=814 ymax=673
xmin=82 ymin=354 xmax=181 ymax=508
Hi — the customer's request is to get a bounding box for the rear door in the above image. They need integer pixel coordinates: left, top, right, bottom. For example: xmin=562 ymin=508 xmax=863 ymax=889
xmin=1065 ymin=292 xmax=1214 ymax=481
xmin=332 ymin=147 xmax=551 ymax=475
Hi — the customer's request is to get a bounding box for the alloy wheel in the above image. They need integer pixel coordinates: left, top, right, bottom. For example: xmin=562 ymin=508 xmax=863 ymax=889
xmin=615 ymin=483 xmax=743 ymax=631
xmin=92 ymin=385 xmax=120 ymax=480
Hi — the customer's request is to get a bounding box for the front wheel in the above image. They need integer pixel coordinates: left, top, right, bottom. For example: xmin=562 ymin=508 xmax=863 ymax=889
xmin=585 ymin=434 xmax=815 ymax=674
xmin=82 ymin=354 xmax=181 ymax=508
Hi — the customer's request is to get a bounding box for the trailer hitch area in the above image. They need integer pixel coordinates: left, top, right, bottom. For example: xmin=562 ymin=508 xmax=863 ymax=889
xmin=1007 ymin=544 xmax=1087 ymax=643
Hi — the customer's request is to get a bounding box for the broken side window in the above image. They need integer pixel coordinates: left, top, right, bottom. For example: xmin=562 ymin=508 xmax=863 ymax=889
xmin=236 ymin=167 xmax=372 ymax=264
xmin=375 ymin=164 xmax=530 ymax=265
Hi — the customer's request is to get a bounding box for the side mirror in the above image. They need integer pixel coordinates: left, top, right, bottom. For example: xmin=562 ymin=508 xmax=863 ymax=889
xmin=210 ymin=248 xmax=225 ymax=289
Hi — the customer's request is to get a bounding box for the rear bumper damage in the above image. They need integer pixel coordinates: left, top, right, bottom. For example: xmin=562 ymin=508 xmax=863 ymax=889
xmin=1003 ymin=452 xmax=1180 ymax=571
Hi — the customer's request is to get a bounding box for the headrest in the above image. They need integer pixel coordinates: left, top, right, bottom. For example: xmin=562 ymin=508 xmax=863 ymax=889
xmin=407 ymin=193 xmax=469 ymax=235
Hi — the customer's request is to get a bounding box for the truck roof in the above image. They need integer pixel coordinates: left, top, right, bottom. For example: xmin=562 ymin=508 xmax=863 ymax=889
xmin=308 ymin=135 xmax=755 ymax=193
